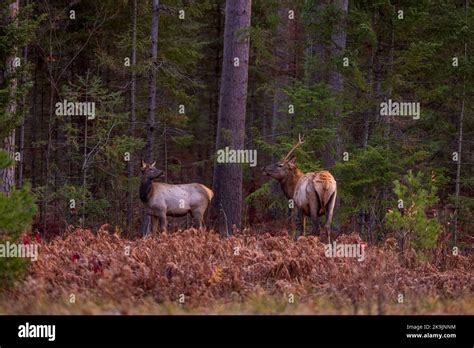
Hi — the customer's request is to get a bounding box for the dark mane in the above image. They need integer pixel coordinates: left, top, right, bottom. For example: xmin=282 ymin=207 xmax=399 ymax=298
xmin=139 ymin=178 xmax=152 ymax=203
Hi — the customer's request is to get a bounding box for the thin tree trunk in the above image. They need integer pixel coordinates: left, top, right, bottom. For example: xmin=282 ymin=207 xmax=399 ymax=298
xmin=18 ymin=38 xmax=28 ymax=188
xmin=212 ymin=0 xmax=252 ymax=236
xmin=18 ymin=120 xmax=24 ymax=187
xmin=81 ymin=106 xmax=88 ymax=225
xmin=142 ymin=0 xmax=160 ymax=236
xmin=0 ymin=0 xmax=20 ymax=195
xmin=18 ymin=0 xmax=30 ymax=189
xmin=144 ymin=0 xmax=159 ymax=163
xmin=363 ymin=31 xmax=376 ymax=148
xmin=31 ymin=52 xmax=37 ymax=188
xmin=270 ymin=4 xmax=292 ymax=221
xmin=454 ymin=0 xmax=469 ymax=245
xmin=42 ymin=4 xmax=55 ymax=229
xmin=127 ymin=0 xmax=137 ymax=230
xmin=361 ymin=9 xmax=378 ymax=241
xmin=384 ymin=22 xmax=395 ymax=145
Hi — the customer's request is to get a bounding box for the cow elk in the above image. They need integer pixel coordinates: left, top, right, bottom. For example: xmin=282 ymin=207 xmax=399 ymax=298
xmin=262 ymin=135 xmax=337 ymax=241
xmin=140 ymin=160 xmax=214 ymax=234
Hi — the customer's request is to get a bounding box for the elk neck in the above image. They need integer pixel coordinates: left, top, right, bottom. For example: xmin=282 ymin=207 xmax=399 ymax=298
xmin=139 ymin=176 xmax=153 ymax=203
xmin=280 ymin=167 xmax=304 ymax=199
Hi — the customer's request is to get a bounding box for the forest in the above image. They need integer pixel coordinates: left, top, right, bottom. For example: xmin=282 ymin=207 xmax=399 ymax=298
xmin=0 ymin=0 xmax=472 ymax=314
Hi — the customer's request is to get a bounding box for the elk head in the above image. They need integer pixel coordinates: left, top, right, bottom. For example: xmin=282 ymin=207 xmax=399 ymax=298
xmin=140 ymin=160 xmax=164 ymax=180
xmin=262 ymin=134 xmax=305 ymax=181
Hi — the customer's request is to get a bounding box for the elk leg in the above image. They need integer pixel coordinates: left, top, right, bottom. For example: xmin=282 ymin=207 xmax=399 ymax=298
xmin=294 ymin=208 xmax=304 ymax=240
xmin=310 ymin=206 xmax=321 ymax=237
xmin=324 ymin=191 xmax=337 ymax=243
xmin=309 ymin=193 xmax=321 ymax=237
xmin=191 ymin=208 xmax=204 ymax=229
xmin=157 ymin=211 xmax=167 ymax=234
xmin=150 ymin=214 xmax=159 ymax=234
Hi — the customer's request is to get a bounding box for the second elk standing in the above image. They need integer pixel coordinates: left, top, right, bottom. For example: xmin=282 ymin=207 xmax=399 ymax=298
xmin=140 ymin=161 xmax=214 ymax=234
xmin=262 ymin=135 xmax=337 ymax=241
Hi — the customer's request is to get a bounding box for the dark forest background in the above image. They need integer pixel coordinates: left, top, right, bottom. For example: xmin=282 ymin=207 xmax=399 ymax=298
xmin=0 ymin=0 xmax=472 ymax=252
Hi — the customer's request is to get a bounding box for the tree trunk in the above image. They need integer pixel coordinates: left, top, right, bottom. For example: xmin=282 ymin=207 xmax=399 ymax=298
xmin=361 ymin=9 xmax=379 ymax=241
xmin=142 ymin=0 xmax=159 ymax=236
xmin=363 ymin=16 xmax=376 ymax=149
xmin=271 ymin=5 xmax=292 ymax=139
xmin=454 ymin=0 xmax=469 ymax=245
xmin=212 ymin=0 xmax=252 ymax=236
xmin=323 ymin=0 xmax=348 ymax=169
xmin=144 ymin=0 xmax=159 ymax=163
xmin=306 ymin=0 xmax=328 ymax=84
xmin=127 ymin=0 xmax=138 ymax=230
xmin=270 ymin=4 xmax=293 ymax=221
xmin=0 ymin=0 xmax=20 ymax=195
xmin=18 ymin=40 xmax=28 ymax=188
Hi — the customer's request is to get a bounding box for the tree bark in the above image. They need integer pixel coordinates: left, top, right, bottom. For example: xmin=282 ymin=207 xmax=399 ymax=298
xmin=142 ymin=0 xmax=160 ymax=236
xmin=271 ymin=4 xmax=293 ymax=221
xmin=18 ymin=41 xmax=28 ymax=188
xmin=0 ymin=0 xmax=20 ymax=195
xmin=454 ymin=0 xmax=469 ymax=245
xmin=306 ymin=0 xmax=328 ymax=84
xmin=144 ymin=0 xmax=159 ymax=163
xmin=323 ymin=0 xmax=348 ymax=169
xmin=127 ymin=0 xmax=138 ymax=229
xmin=212 ymin=0 xmax=252 ymax=236
xmin=271 ymin=5 xmax=292 ymax=139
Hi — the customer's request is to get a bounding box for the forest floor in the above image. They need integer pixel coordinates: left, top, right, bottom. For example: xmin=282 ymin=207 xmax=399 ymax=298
xmin=0 ymin=226 xmax=472 ymax=315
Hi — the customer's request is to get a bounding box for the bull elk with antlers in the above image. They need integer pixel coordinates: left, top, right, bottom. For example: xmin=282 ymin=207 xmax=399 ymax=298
xmin=262 ymin=135 xmax=337 ymax=241
xmin=140 ymin=160 xmax=214 ymax=234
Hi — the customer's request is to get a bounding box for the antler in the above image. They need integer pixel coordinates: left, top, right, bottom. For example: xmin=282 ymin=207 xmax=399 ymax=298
xmin=283 ymin=134 xmax=305 ymax=161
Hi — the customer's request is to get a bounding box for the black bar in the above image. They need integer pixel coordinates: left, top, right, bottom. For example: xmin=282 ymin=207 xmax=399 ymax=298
xmin=0 ymin=315 xmax=472 ymax=346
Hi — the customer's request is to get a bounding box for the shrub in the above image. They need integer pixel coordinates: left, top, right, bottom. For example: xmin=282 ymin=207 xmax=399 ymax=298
xmin=385 ymin=170 xmax=442 ymax=251
xmin=0 ymin=150 xmax=37 ymax=288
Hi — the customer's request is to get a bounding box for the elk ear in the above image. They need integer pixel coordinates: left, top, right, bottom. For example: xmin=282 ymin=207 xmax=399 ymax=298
xmin=150 ymin=161 xmax=156 ymax=168
xmin=288 ymin=156 xmax=297 ymax=168
xmin=141 ymin=159 xmax=146 ymax=169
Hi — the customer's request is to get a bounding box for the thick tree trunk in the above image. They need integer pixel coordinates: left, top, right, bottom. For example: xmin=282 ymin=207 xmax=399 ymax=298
xmin=212 ymin=0 xmax=252 ymax=236
xmin=323 ymin=0 xmax=348 ymax=169
xmin=271 ymin=5 xmax=291 ymax=139
xmin=0 ymin=0 xmax=20 ymax=195
xmin=142 ymin=0 xmax=159 ymax=236
xmin=306 ymin=1 xmax=328 ymax=84
xmin=328 ymin=0 xmax=348 ymax=92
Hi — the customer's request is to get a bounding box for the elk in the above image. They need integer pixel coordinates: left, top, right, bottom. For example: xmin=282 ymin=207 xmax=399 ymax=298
xmin=262 ymin=135 xmax=337 ymax=241
xmin=140 ymin=160 xmax=214 ymax=234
